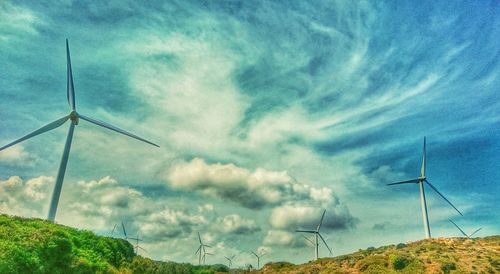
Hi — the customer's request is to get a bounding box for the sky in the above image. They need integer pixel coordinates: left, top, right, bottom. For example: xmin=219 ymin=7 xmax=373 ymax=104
xmin=0 ymin=0 xmax=499 ymax=268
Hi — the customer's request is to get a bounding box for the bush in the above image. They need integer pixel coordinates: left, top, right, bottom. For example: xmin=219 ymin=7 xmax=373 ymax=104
xmin=389 ymin=254 xmax=408 ymax=270
xmin=441 ymin=262 xmax=456 ymax=273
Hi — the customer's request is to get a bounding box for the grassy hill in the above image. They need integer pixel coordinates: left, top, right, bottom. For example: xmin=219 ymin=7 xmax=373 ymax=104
xmin=258 ymin=236 xmax=500 ymax=274
xmin=0 ymin=214 xmax=228 ymax=274
xmin=1 ymin=214 xmax=498 ymax=274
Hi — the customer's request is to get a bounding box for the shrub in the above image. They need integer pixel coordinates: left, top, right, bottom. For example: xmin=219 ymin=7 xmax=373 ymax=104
xmin=389 ymin=254 xmax=407 ymax=270
xmin=440 ymin=262 xmax=456 ymax=273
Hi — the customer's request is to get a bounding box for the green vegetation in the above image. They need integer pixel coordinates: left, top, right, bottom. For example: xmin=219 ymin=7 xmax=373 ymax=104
xmin=0 ymin=214 xmax=226 ymax=274
xmin=1 ymin=214 xmax=499 ymax=274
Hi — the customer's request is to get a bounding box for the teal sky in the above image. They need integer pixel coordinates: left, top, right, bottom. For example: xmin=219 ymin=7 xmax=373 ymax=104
xmin=0 ymin=0 xmax=499 ymax=267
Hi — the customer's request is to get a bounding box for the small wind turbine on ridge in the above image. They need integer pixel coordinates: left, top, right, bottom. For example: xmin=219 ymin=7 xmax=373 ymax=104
xmin=195 ymin=232 xmax=211 ymax=265
xmin=449 ymin=219 xmax=482 ymax=239
xmin=296 ymin=209 xmax=332 ymax=260
xmin=387 ymin=137 xmax=462 ymax=239
xmin=224 ymin=254 xmax=236 ymax=268
xmin=0 ymin=39 xmax=158 ymax=222
xmin=250 ymin=250 xmax=265 ymax=269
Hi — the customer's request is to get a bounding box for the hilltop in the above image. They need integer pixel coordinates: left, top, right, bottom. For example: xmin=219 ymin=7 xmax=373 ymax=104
xmin=0 ymin=214 xmax=499 ymax=274
xmin=0 ymin=214 xmax=227 ymax=274
xmin=258 ymin=236 xmax=500 ymax=274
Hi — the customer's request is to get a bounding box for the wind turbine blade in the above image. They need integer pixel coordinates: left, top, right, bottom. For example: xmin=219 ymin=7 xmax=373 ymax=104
xmin=421 ymin=137 xmax=426 ymax=177
xmin=425 ymin=180 xmax=463 ymax=216
xmin=66 ymin=39 xmax=76 ymax=110
xmin=121 ymin=222 xmax=127 ymax=239
xmin=251 ymin=251 xmax=258 ymax=258
xmin=78 ymin=114 xmax=159 ymax=147
xmin=111 ymin=224 xmax=117 ymax=234
xmin=387 ymin=179 xmax=419 ymax=185
xmin=224 ymin=256 xmax=230 ymax=260
xmin=301 ymin=234 xmax=315 ymax=245
xmin=47 ymin=121 xmax=75 ymax=221
xmin=318 ymin=233 xmax=333 ymax=255
xmin=198 ymin=232 xmax=202 ymax=244
xmin=449 ymin=219 xmax=468 ymax=237
xmin=0 ymin=115 xmax=70 ymax=152
xmin=296 ymin=230 xmax=316 ymax=233
xmin=468 ymin=228 xmax=482 ymax=237
xmin=195 ymin=246 xmax=201 ymax=255
xmin=317 ymin=209 xmax=326 ymax=231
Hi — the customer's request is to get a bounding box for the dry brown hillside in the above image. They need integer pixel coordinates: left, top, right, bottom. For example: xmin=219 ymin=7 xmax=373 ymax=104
xmin=254 ymin=236 xmax=500 ymax=274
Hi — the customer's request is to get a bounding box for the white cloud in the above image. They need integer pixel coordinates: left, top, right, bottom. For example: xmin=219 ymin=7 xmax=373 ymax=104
xmin=166 ymin=158 xmax=343 ymax=209
xmin=216 ymin=214 xmax=260 ymax=234
xmin=270 ymin=203 xmax=358 ymax=230
xmin=0 ymin=145 xmax=29 ymax=163
xmin=263 ymin=230 xmax=306 ymax=248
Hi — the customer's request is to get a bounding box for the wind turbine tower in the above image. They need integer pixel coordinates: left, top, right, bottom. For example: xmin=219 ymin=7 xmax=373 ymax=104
xmin=387 ymin=137 xmax=462 ymax=239
xmin=296 ymin=209 xmax=332 ymax=260
xmin=0 ymin=39 xmax=158 ymax=222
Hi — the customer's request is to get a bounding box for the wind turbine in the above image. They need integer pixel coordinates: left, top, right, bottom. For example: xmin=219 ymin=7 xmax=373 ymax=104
xmin=121 ymin=222 xmax=146 ymax=255
xmin=0 ymin=39 xmax=158 ymax=222
xmin=129 ymin=233 xmax=146 ymax=255
xmin=203 ymin=252 xmax=214 ymax=265
xmin=195 ymin=232 xmax=211 ymax=265
xmin=250 ymin=250 xmax=265 ymax=269
xmin=296 ymin=209 xmax=332 ymax=260
xmin=449 ymin=219 xmax=482 ymax=239
xmin=387 ymin=137 xmax=462 ymax=239
xmin=224 ymin=254 xmax=236 ymax=268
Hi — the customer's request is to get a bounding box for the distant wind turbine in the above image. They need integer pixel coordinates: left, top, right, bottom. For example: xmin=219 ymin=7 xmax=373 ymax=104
xmin=0 ymin=39 xmax=158 ymax=222
xmin=224 ymin=254 xmax=236 ymax=268
xmin=129 ymin=233 xmax=146 ymax=255
xmin=449 ymin=219 xmax=482 ymax=239
xmin=195 ymin=232 xmax=211 ymax=265
xmin=250 ymin=250 xmax=265 ymax=269
xmin=121 ymin=222 xmax=146 ymax=255
xmin=296 ymin=209 xmax=333 ymax=260
xmin=387 ymin=137 xmax=462 ymax=239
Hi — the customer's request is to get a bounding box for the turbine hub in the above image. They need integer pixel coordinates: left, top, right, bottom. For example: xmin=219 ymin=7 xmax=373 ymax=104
xmin=69 ymin=111 xmax=79 ymax=125
xmin=418 ymin=176 xmax=426 ymax=181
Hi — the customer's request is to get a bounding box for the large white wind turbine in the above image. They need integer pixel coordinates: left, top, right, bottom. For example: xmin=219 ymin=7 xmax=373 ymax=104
xmin=387 ymin=137 xmax=462 ymax=239
xmin=449 ymin=219 xmax=482 ymax=239
xmin=0 ymin=39 xmax=158 ymax=222
xmin=296 ymin=209 xmax=332 ymax=260
xmin=195 ymin=232 xmax=211 ymax=265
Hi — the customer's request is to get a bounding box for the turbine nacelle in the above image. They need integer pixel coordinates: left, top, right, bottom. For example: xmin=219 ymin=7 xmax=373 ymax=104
xmin=69 ymin=110 xmax=79 ymax=124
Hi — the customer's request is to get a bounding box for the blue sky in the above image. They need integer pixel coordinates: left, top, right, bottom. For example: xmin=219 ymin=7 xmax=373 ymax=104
xmin=0 ymin=0 xmax=499 ymax=267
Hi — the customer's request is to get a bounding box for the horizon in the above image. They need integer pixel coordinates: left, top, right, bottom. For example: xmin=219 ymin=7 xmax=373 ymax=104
xmin=0 ymin=0 xmax=499 ymax=267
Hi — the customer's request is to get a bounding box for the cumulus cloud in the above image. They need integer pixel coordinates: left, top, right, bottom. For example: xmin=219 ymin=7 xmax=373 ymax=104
xmin=0 ymin=175 xmax=209 ymax=241
xmin=216 ymin=214 xmax=260 ymax=235
xmin=166 ymin=158 xmax=343 ymax=209
xmin=0 ymin=175 xmax=53 ymax=217
xmin=270 ymin=204 xmax=358 ymax=231
xmin=263 ymin=230 xmax=307 ymax=248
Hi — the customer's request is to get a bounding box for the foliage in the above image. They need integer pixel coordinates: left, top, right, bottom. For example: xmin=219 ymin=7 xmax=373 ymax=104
xmin=0 ymin=214 xmax=225 ymax=274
